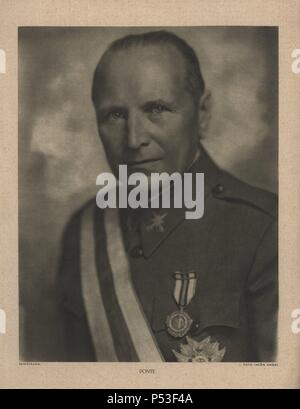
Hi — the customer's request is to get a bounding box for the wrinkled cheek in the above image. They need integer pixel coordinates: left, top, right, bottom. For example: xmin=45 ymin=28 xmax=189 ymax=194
xmin=167 ymin=136 xmax=191 ymax=169
xmin=99 ymin=128 xmax=125 ymax=164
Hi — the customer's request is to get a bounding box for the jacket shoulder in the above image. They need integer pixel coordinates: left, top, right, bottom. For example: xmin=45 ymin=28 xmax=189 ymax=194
xmin=67 ymin=198 xmax=96 ymax=226
xmin=212 ymin=170 xmax=278 ymax=219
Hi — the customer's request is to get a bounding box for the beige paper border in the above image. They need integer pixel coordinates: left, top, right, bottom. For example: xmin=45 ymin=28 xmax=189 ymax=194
xmin=0 ymin=0 xmax=300 ymax=389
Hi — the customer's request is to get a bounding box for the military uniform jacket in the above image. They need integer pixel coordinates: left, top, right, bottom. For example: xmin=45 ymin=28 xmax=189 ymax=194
xmin=58 ymin=149 xmax=278 ymax=362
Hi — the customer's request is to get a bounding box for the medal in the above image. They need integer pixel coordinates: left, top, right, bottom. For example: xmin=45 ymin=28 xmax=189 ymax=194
xmin=166 ymin=308 xmax=193 ymax=338
xmin=166 ymin=271 xmax=197 ymax=338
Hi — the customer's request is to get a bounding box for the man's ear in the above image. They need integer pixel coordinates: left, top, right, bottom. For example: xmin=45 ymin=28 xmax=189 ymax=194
xmin=197 ymin=89 xmax=211 ymax=139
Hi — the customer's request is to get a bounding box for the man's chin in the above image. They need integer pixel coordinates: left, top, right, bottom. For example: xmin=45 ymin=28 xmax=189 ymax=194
xmin=127 ymin=166 xmax=153 ymax=177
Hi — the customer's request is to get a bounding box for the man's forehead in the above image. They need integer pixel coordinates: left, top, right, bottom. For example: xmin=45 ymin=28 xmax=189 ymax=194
xmin=100 ymin=43 xmax=187 ymax=83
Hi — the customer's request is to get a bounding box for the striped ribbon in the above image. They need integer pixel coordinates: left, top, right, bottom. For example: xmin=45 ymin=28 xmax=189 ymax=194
xmin=173 ymin=271 xmax=197 ymax=308
xmin=80 ymin=204 xmax=163 ymax=362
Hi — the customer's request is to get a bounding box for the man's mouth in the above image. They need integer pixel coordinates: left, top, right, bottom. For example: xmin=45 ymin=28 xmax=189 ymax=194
xmin=127 ymin=158 xmax=162 ymax=166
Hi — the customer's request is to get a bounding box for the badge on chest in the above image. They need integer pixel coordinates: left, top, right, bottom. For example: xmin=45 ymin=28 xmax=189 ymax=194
xmin=166 ymin=271 xmax=197 ymax=338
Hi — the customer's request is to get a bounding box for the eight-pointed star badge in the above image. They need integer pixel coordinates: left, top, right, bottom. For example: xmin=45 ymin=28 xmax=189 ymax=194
xmin=146 ymin=211 xmax=168 ymax=233
xmin=173 ymin=336 xmax=226 ymax=362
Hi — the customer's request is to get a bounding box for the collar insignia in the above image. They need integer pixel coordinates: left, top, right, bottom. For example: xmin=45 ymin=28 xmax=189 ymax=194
xmin=146 ymin=211 xmax=168 ymax=233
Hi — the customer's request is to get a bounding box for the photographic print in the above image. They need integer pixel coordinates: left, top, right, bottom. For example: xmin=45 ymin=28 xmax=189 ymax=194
xmin=19 ymin=26 xmax=278 ymax=363
xmin=1 ymin=0 xmax=300 ymax=389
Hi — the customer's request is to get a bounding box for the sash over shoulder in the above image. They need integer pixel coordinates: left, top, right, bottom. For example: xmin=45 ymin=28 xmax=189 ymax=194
xmin=80 ymin=203 xmax=164 ymax=362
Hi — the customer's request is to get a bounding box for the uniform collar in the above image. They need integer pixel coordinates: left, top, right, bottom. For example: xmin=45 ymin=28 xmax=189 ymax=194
xmin=122 ymin=146 xmax=222 ymax=258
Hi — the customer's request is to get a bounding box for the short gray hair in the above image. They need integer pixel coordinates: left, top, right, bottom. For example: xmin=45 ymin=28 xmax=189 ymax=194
xmin=91 ymin=30 xmax=205 ymax=106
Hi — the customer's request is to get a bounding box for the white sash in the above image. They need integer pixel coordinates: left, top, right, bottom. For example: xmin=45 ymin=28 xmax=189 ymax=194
xmin=80 ymin=204 xmax=118 ymax=361
xmin=80 ymin=204 xmax=164 ymax=362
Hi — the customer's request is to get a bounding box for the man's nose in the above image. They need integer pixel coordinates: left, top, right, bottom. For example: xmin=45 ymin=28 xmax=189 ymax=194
xmin=126 ymin=113 xmax=149 ymax=150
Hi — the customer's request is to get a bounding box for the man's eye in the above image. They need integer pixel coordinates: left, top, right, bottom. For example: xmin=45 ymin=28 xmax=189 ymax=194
xmin=107 ymin=111 xmax=126 ymax=120
xmin=148 ymin=104 xmax=168 ymax=115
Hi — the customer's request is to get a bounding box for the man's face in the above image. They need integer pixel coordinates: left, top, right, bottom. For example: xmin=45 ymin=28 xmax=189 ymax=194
xmin=94 ymin=44 xmax=200 ymax=177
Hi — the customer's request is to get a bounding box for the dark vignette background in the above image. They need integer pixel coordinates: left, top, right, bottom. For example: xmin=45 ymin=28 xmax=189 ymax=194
xmin=19 ymin=27 xmax=278 ymax=361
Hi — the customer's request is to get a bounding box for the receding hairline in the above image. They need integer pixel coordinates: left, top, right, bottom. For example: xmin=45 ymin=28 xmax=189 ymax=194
xmin=91 ymin=31 xmax=205 ymax=106
xmin=95 ymin=42 xmax=189 ymax=85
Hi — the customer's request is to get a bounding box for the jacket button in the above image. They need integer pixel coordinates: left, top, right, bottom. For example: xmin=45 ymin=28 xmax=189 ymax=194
xmin=212 ymin=183 xmax=224 ymax=195
xmin=130 ymin=246 xmax=144 ymax=258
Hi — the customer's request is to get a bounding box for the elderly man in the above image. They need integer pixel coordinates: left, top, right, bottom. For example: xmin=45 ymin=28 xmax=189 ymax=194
xmin=58 ymin=30 xmax=278 ymax=362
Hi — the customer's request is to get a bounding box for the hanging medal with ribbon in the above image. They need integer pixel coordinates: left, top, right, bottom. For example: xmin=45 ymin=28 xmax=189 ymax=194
xmin=166 ymin=271 xmax=197 ymax=338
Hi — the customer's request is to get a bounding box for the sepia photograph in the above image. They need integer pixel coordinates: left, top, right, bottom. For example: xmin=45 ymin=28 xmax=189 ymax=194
xmin=19 ymin=26 xmax=278 ymax=363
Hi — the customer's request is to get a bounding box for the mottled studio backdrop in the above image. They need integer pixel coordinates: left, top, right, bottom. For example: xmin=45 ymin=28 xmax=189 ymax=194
xmin=19 ymin=27 xmax=278 ymax=361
